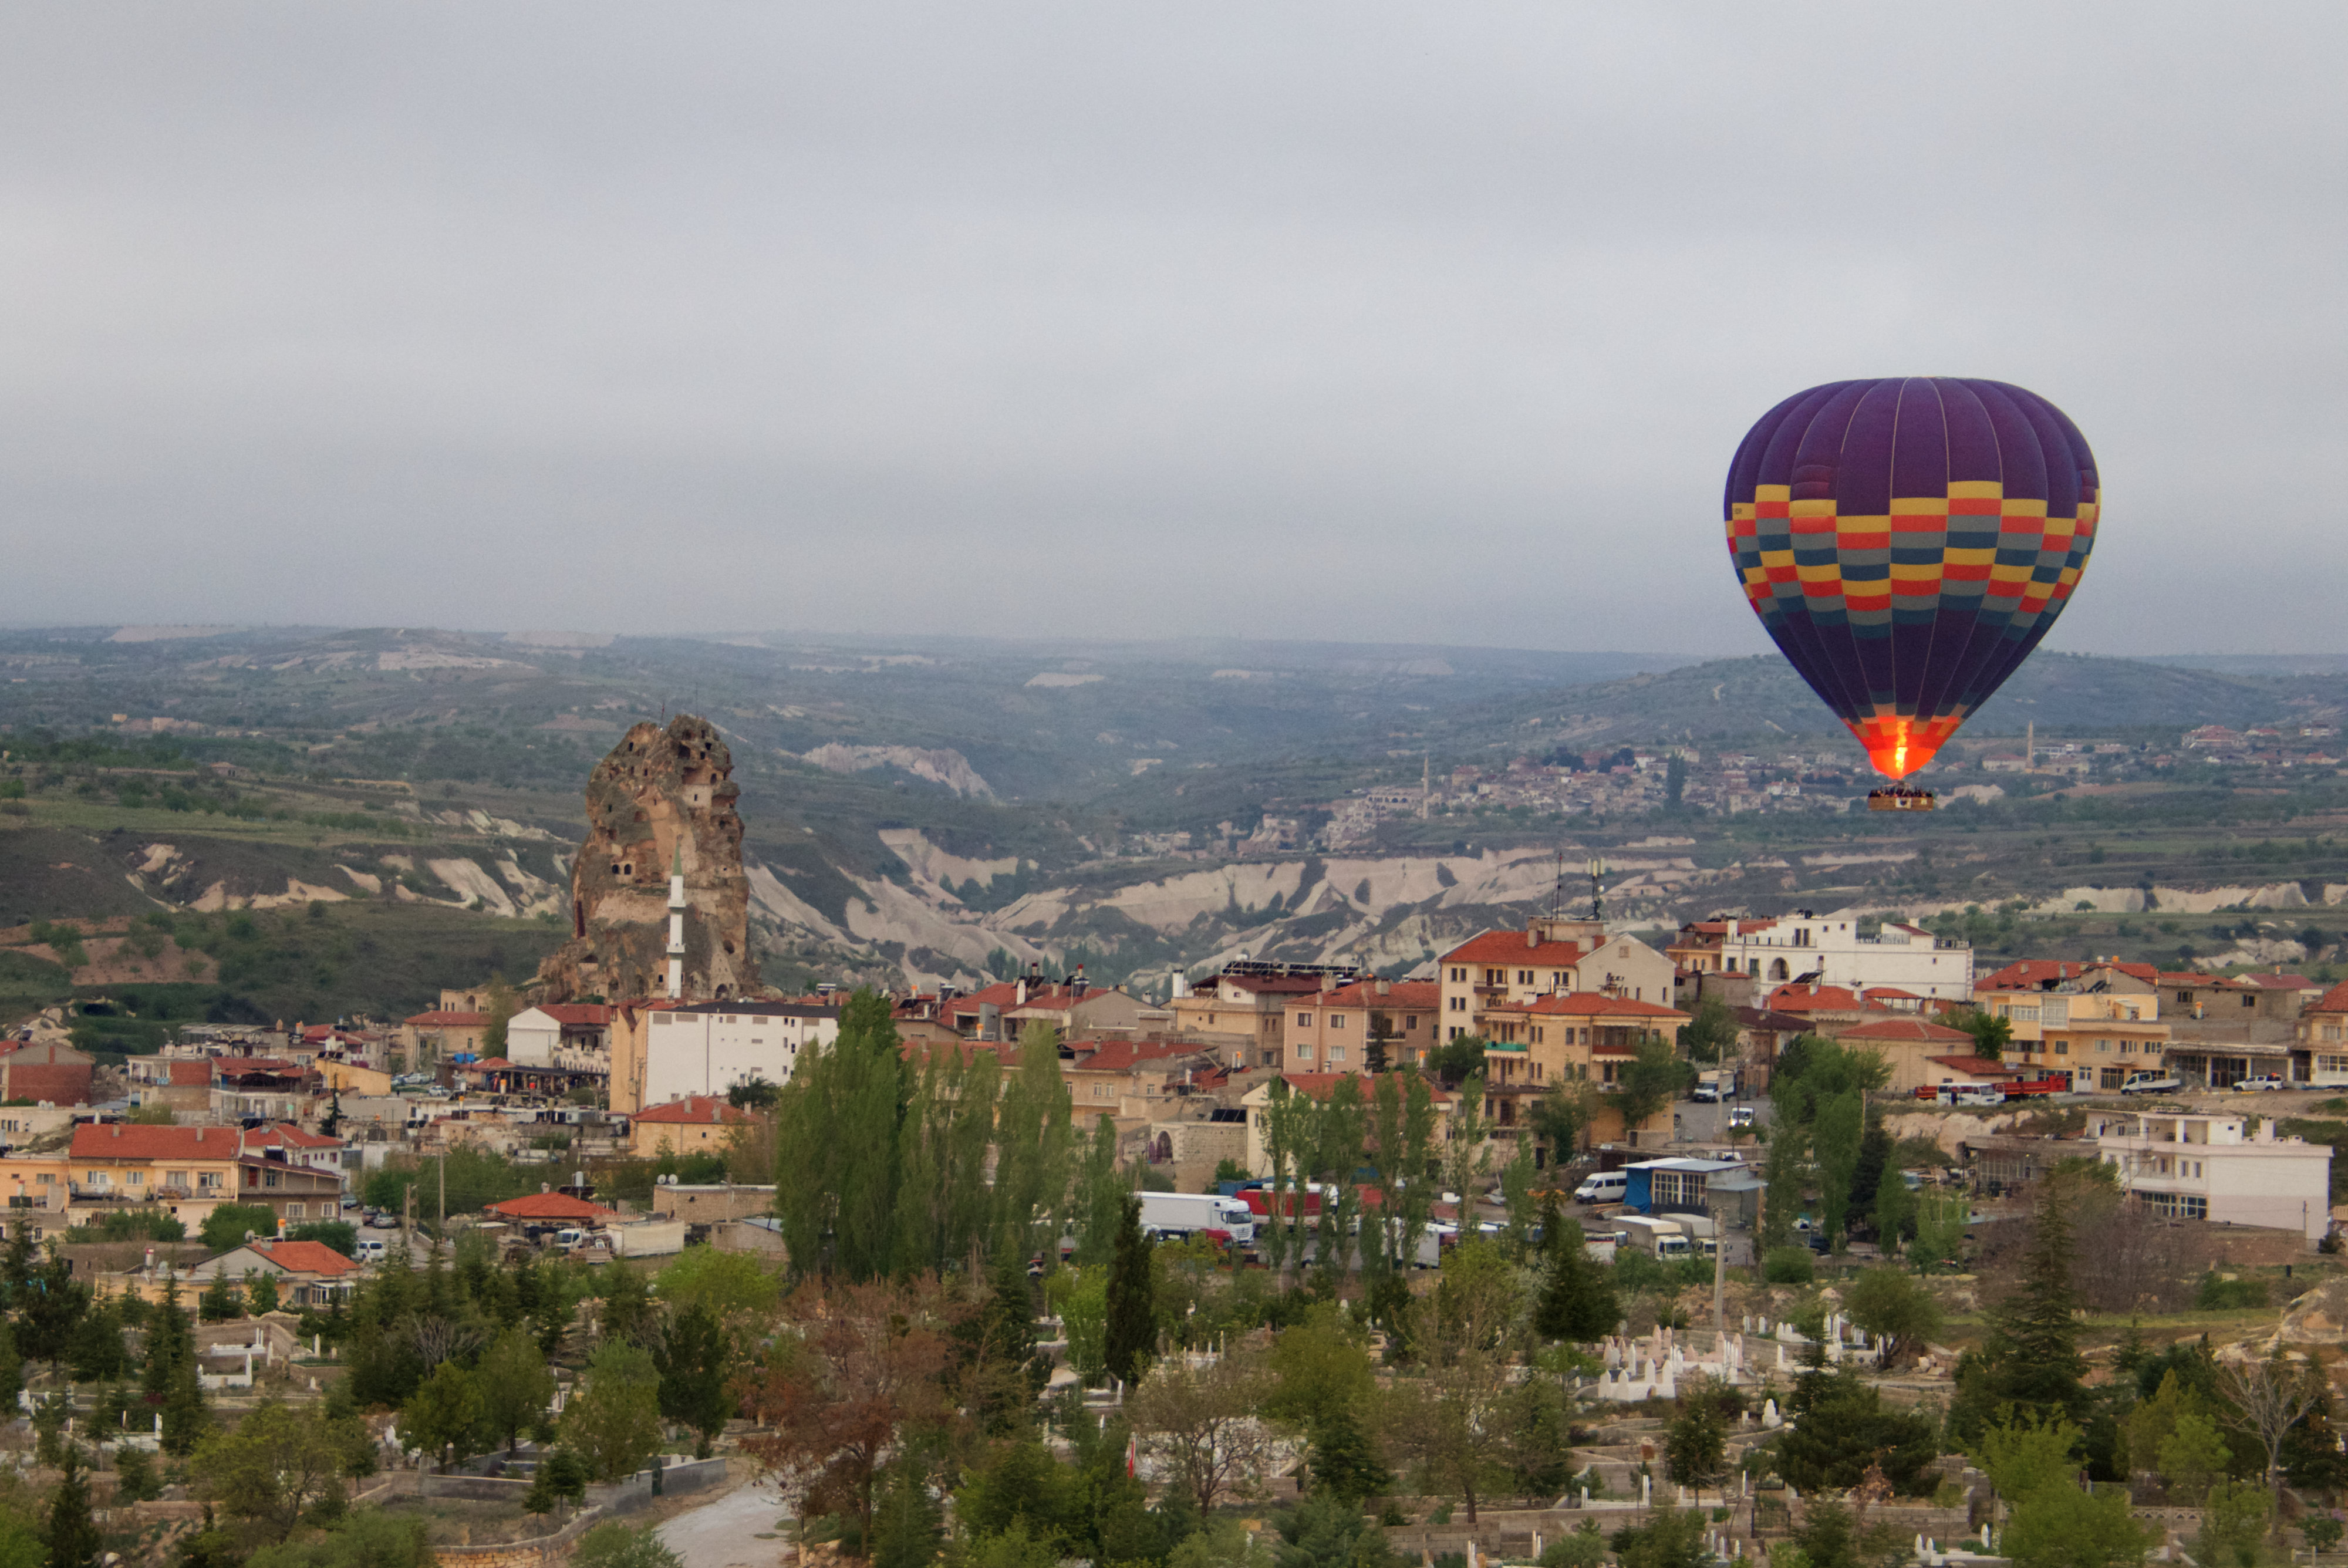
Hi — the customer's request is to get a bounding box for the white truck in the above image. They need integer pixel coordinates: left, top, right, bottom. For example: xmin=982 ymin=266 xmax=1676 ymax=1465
xmin=1613 ymin=1215 xmax=1692 ymax=1259
xmin=1138 ymin=1192 xmax=1256 ymax=1246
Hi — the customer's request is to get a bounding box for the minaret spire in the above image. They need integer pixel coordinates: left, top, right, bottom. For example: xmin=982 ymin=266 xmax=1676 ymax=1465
xmin=666 ymin=842 xmax=686 ymax=1000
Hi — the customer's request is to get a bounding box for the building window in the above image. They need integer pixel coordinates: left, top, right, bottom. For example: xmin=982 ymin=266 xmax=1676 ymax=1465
xmin=2143 ymin=1192 xmax=2208 ymax=1220
xmin=1449 ymin=967 xmax=1466 ymax=982
xmin=1330 ymin=1014 xmax=1344 ymax=1029
xmin=1330 ymin=1047 xmax=1345 ymax=1063
xmin=286 ymin=1204 xmax=305 ymax=1220
xmin=1297 ymin=1013 xmax=1313 ymax=1028
xmin=1296 ymin=1044 xmax=1313 ymax=1061
xmin=128 ymin=1171 xmax=144 ymax=1186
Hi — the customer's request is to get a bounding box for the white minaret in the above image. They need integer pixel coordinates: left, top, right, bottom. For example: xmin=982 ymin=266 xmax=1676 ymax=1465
xmin=666 ymin=843 xmax=686 ymax=1001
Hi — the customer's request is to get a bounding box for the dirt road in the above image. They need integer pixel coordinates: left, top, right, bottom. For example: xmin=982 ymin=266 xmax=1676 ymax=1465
xmin=655 ymin=1474 xmax=794 ymax=1568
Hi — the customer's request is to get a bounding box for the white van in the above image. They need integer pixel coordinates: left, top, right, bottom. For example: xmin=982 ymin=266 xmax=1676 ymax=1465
xmin=1573 ymin=1171 xmax=1628 ymax=1205
xmin=355 ymin=1237 xmax=389 ymax=1263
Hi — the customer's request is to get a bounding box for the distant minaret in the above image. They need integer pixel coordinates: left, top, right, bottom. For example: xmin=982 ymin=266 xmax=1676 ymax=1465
xmin=666 ymin=843 xmax=686 ymax=1001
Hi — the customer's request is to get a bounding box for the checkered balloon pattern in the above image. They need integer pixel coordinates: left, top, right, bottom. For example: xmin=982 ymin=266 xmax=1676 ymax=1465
xmin=1725 ymin=378 xmax=2099 ymax=779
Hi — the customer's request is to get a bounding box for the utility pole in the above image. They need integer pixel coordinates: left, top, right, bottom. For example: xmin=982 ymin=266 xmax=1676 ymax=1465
xmin=438 ymin=1149 xmax=447 ymax=1232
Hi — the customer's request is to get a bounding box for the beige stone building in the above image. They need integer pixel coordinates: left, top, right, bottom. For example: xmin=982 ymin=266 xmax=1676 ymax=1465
xmin=1284 ymin=979 xmax=1440 ymax=1071
xmin=1437 ymin=919 xmax=1675 ymax=1045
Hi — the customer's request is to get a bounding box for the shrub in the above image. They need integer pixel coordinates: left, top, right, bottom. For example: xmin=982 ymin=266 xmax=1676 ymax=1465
xmin=2195 ymin=1273 xmax=2269 ymax=1311
xmin=1763 ymin=1247 xmax=1816 ymax=1285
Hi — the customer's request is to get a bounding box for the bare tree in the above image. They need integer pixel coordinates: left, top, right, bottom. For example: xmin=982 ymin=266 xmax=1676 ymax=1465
xmin=1127 ymin=1351 xmax=1276 ymax=1513
xmin=2221 ymin=1353 xmax=2325 ymax=1533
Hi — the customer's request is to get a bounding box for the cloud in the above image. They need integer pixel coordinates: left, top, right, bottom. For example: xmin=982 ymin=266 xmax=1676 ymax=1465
xmin=0 ymin=4 xmax=2340 ymax=653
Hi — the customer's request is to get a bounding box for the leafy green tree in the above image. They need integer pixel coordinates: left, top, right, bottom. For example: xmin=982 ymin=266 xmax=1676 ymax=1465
xmin=1104 ymin=1195 xmax=1156 ymax=1385
xmin=242 ymin=1509 xmax=434 ymax=1568
xmin=1772 ymin=1365 xmax=1938 ymax=1495
xmin=65 ymin=1301 xmax=125 ymax=1384
xmin=522 ymin=1449 xmax=591 ymax=1517
xmin=2157 ymin=1409 xmax=2229 ymax=1503
xmin=868 ymin=1456 xmax=944 ymax=1568
xmin=1783 ymin=1500 xmax=1909 ymax=1568
xmin=199 ymin=1271 xmax=245 ymax=1323
xmin=1307 ymin=1403 xmax=1391 ymax=1505
xmin=114 ymin=1444 xmax=162 ymax=1502
xmin=1526 ymin=1080 xmax=1595 ymax=1170
xmin=1605 ymin=1508 xmax=1709 ymax=1568
xmin=1951 ymin=1179 xmax=2087 ymax=1445
xmin=561 ymin=1341 xmax=663 ymax=1482
xmin=1603 ymin=1035 xmax=1689 ymax=1142
xmin=1538 ymin=1522 xmax=1607 ymax=1568
xmin=1531 ymin=1210 xmax=1619 ymax=1343
xmin=654 ymin=1301 xmax=732 ymax=1458
xmin=1971 ymin=1410 xmax=2082 ymax=1500
xmin=1262 ymin=1309 xmax=1376 ymax=1434
xmin=1911 ymin=1190 xmax=1968 ymax=1272
xmin=2002 ymin=1483 xmax=2153 ymax=1568
xmin=989 ymin=1022 xmax=1076 ymax=1267
xmin=1440 ymin=1072 xmax=1492 ymax=1209
xmin=478 ymin=1328 xmax=556 ymax=1458
xmin=1072 ymin=1114 xmax=1132 ymax=1269
xmin=1423 ymin=1036 xmax=1487 ymax=1088
xmin=1812 ymin=1091 xmax=1864 ymax=1250
xmin=1760 ymin=1119 xmax=1808 ymax=1252
xmin=1677 ymin=995 xmax=1736 ymax=1065
xmin=198 ymin=1203 xmax=281 ymax=1253
xmin=1664 ymin=1394 xmax=1726 ymax=1500
xmin=142 ymin=1276 xmax=210 ymax=1455
xmin=403 ymin=1362 xmax=487 ymax=1479
xmin=1948 ymin=1007 xmax=2013 ymax=1063
xmin=287 ymin=1222 xmax=359 ymax=1257
xmin=772 ymin=989 xmax=912 ymax=1282
xmin=247 ymin=1270 xmax=281 ymax=1316
xmin=1271 ymin=1491 xmax=1404 ymax=1568
xmin=1843 ymin=1267 xmax=1942 ymax=1369
xmin=42 ymin=1445 xmax=100 ymax=1568
xmin=572 ymin=1522 xmax=685 ymax=1568
xmin=190 ymin=1400 xmax=359 ymax=1544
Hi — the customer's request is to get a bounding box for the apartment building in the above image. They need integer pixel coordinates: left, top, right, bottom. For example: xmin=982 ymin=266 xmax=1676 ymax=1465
xmin=2086 ymin=1108 xmax=2332 ymax=1240
xmin=1672 ymin=912 xmax=1972 ymax=1000
xmin=1436 ymin=918 xmax=1674 ymax=1044
xmin=609 ymin=998 xmax=840 ymax=1113
xmin=1285 ymin=979 xmax=1440 ymax=1071
xmin=1169 ymin=966 xmax=1355 ymax=1070
xmin=1475 ymin=993 xmax=1691 ymax=1088
xmin=1973 ymin=978 xmax=2170 ymax=1090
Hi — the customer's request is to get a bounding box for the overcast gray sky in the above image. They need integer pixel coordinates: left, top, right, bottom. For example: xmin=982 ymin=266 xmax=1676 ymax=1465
xmin=2 ymin=5 xmax=2340 ymax=655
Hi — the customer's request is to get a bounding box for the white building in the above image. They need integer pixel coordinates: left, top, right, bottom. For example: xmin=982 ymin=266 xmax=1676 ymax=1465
xmin=637 ymin=1000 xmax=839 ymax=1110
xmin=1711 ymin=911 xmax=1972 ymax=1001
xmin=2087 ymin=1108 xmax=2332 ymax=1240
xmin=504 ymin=1004 xmax=613 ymax=1071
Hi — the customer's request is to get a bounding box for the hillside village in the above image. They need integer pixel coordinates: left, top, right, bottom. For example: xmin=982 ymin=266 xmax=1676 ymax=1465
xmin=4 ymin=720 xmax=2348 ymax=1563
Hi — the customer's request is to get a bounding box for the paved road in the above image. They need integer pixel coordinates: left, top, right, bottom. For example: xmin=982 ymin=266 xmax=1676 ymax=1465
xmin=656 ymin=1475 xmax=795 ymax=1568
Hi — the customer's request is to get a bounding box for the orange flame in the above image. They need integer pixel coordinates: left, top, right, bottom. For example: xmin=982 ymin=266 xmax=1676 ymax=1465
xmin=1847 ymin=715 xmax=1964 ymax=780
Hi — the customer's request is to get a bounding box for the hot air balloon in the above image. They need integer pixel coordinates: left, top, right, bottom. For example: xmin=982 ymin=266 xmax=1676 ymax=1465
xmin=1724 ymin=377 xmax=2099 ymax=788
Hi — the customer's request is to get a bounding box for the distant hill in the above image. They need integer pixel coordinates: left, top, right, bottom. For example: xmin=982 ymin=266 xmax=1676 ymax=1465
xmin=1406 ymin=651 xmax=2347 ymax=757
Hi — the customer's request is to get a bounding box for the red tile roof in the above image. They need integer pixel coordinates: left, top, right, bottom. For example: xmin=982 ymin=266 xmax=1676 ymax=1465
xmin=2310 ymin=981 xmax=2348 ymax=1015
xmin=1763 ymin=984 xmax=1867 ymax=1013
xmin=249 ymin=1239 xmax=361 ymax=1276
xmin=167 ymin=1061 xmax=212 ymax=1086
xmin=1272 ymin=1073 xmax=1450 ymax=1103
xmin=242 ymin=1123 xmax=342 ymax=1152
xmin=1211 ymin=974 xmax=1324 ymax=996
xmin=1517 ymin=992 xmax=1687 ymax=1021
xmin=1832 ymin=1017 xmax=1974 ymax=1044
xmin=534 ymin=1003 xmax=613 ymax=1024
xmin=1978 ymin=958 xmax=2163 ymax=990
xmin=1305 ymin=979 xmax=1440 ymax=1010
xmin=487 ymin=1192 xmax=619 ymax=1220
xmin=1068 ymin=1040 xmax=1195 ymax=1074
xmin=404 ymin=1011 xmax=489 ymax=1027
xmin=2242 ymin=973 xmax=2315 ymax=991
xmin=70 ymin=1124 xmax=241 ymax=1161
xmin=632 ymin=1095 xmax=745 ymax=1126
xmin=1441 ymin=929 xmax=1605 ymax=966
xmin=1925 ymin=1055 xmax=2023 ymax=1077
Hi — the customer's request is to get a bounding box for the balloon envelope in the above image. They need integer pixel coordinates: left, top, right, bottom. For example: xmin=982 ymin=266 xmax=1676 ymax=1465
xmin=1724 ymin=377 xmax=2099 ymax=779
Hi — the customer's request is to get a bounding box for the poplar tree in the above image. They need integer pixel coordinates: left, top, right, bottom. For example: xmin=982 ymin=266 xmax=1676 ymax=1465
xmin=990 ymin=1024 xmax=1074 ymax=1267
xmin=1813 ymin=1091 xmax=1864 ymax=1251
xmin=1104 ymin=1196 xmax=1155 ymax=1386
xmin=774 ymin=989 xmax=909 ymax=1280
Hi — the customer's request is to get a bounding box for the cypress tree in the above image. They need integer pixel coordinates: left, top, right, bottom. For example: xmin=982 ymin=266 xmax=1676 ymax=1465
xmin=43 ymin=1445 xmax=100 ymax=1568
xmin=1952 ymin=1181 xmax=2087 ymax=1442
xmin=1308 ymin=1404 xmax=1392 ymax=1503
xmin=1103 ymin=1196 xmax=1155 ymax=1386
xmin=1533 ymin=1209 xmax=1620 ymax=1344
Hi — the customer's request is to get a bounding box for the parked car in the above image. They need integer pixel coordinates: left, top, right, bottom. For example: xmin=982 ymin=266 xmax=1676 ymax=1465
xmin=1728 ymin=1106 xmax=1756 ymax=1129
xmin=2234 ymin=1074 xmax=2292 ymax=1092
xmin=1573 ymin=1171 xmax=1628 ymax=1205
xmin=2120 ymin=1073 xmax=2184 ymax=1096
xmin=355 ymin=1237 xmax=389 ymax=1263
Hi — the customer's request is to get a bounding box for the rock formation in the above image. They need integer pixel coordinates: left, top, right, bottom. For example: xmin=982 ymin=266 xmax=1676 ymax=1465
xmin=536 ymin=716 xmax=751 ymax=1003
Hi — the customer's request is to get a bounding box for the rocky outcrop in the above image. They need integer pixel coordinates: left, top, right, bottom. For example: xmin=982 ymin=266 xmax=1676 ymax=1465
xmin=537 ymin=716 xmax=751 ymax=1003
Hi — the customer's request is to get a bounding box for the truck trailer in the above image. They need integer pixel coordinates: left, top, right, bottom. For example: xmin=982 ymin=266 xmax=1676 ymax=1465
xmin=1138 ymin=1192 xmax=1257 ymax=1245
